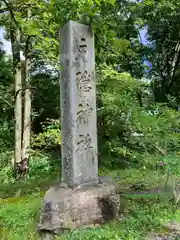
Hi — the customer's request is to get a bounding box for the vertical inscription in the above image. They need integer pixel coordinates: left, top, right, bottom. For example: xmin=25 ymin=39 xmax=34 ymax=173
xmin=72 ymin=23 xmax=97 ymax=184
xmin=60 ymin=21 xmax=98 ymax=187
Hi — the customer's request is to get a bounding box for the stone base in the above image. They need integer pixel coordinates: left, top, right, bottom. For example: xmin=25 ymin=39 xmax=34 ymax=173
xmin=38 ymin=177 xmax=120 ymax=235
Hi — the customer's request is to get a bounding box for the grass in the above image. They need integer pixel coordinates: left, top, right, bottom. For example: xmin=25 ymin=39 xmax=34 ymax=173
xmin=0 ymin=167 xmax=179 ymax=240
xmin=0 ymin=167 xmax=166 ymax=199
xmin=0 ymin=173 xmax=59 ymax=199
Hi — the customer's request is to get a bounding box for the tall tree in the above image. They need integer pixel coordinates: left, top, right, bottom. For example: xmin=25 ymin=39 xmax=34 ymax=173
xmin=0 ymin=0 xmax=33 ymax=176
xmin=136 ymin=0 xmax=180 ymax=104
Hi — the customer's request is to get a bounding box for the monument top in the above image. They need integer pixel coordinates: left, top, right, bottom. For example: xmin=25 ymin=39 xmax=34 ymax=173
xmin=60 ymin=20 xmax=98 ymax=188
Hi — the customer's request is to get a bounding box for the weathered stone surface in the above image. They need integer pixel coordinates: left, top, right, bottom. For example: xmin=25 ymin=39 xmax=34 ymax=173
xmin=38 ymin=177 xmax=120 ymax=234
xmin=60 ymin=20 xmax=98 ymax=188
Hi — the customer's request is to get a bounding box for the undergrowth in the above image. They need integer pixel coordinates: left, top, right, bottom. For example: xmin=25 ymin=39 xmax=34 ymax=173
xmin=0 ymin=168 xmax=179 ymax=240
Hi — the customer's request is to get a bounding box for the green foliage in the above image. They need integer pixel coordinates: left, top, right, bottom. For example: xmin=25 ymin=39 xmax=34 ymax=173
xmin=28 ymin=150 xmax=58 ymax=179
xmin=0 ymin=149 xmax=59 ymax=184
xmin=0 ymin=165 xmax=15 ymax=184
xmin=31 ymin=119 xmax=61 ymax=150
xmin=163 ymin=155 xmax=180 ymax=177
xmin=0 ymin=46 xmax=14 ymax=124
xmin=62 ymin=228 xmax=120 ymax=240
xmin=97 ymin=65 xmax=180 ymax=168
xmin=0 ymin=120 xmax=14 ymax=153
xmin=127 ymin=105 xmax=180 ymax=154
xmin=31 ymin=72 xmax=60 ymax=121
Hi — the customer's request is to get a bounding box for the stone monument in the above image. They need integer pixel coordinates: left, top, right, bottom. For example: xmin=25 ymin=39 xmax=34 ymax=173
xmin=38 ymin=21 xmax=120 ymax=237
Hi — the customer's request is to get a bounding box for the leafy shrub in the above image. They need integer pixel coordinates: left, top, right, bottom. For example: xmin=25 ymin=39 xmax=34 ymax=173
xmin=0 ymin=165 xmax=15 ymax=184
xmin=97 ymin=65 xmax=180 ymax=168
xmin=0 ymin=120 xmax=14 ymax=152
xmin=0 ymin=149 xmax=59 ymax=183
xmin=28 ymin=150 xmax=57 ymax=179
xmin=0 ymin=150 xmax=13 ymax=169
xmin=0 ymin=118 xmax=60 ymax=184
xmin=121 ymin=106 xmax=180 ymax=162
xmin=0 ymin=150 xmax=14 ymax=184
xmin=31 ymin=118 xmax=61 ymax=150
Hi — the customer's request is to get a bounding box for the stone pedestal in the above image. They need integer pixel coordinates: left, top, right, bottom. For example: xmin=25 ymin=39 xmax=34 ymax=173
xmin=38 ymin=177 xmax=120 ymax=235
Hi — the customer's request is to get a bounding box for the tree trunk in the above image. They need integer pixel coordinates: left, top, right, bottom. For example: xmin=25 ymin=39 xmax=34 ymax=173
xmin=5 ymin=1 xmax=31 ymax=178
xmin=22 ymin=55 xmax=31 ymax=161
xmin=12 ymin=27 xmax=22 ymax=172
xmin=22 ymin=9 xmax=32 ymax=167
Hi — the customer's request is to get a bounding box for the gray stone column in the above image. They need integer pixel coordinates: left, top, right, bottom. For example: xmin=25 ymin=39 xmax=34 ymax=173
xmin=60 ymin=21 xmax=98 ymax=187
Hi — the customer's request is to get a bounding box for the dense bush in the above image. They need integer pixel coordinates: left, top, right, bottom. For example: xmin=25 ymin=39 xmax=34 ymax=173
xmin=0 ymin=150 xmax=59 ymax=184
xmin=0 ymin=118 xmax=61 ymax=183
xmin=28 ymin=150 xmax=59 ymax=179
xmin=97 ymin=65 xmax=180 ymax=168
xmin=0 ymin=120 xmax=14 ymax=152
xmin=31 ymin=118 xmax=61 ymax=150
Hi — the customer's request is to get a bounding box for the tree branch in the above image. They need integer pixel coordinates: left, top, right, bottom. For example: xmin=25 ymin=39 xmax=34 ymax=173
xmin=0 ymin=97 xmax=13 ymax=107
xmin=15 ymin=86 xmax=36 ymax=100
xmin=2 ymin=0 xmax=21 ymax=31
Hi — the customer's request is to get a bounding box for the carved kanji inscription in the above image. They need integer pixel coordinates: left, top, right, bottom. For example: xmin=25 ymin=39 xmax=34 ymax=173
xmin=76 ymin=70 xmax=92 ymax=93
xmin=76 ymin=98 xmax=93 ymax=125
xmin=76 ymin=134 xmax=93 ymax=151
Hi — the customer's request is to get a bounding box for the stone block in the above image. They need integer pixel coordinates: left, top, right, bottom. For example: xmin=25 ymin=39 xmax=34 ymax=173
xmin=38 ymin=177 xmax=120 ymax=235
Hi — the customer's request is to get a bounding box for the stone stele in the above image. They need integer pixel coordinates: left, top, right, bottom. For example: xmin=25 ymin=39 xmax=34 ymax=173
xmin=38 ymin=21 xmax=120 ymax=237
